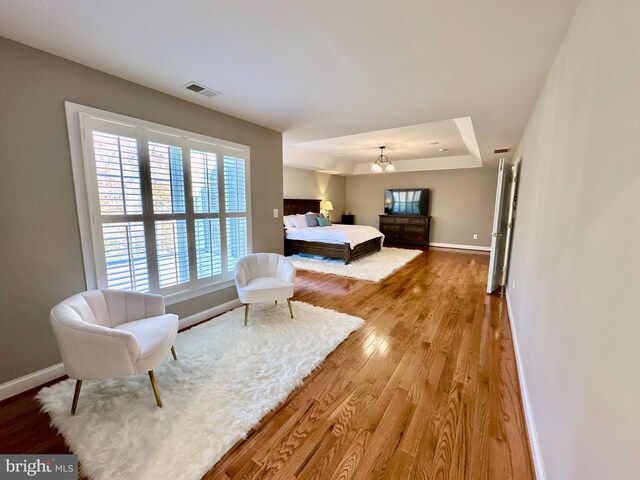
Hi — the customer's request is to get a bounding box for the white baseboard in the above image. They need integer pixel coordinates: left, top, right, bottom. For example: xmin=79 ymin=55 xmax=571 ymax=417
xmin=429 ymin=242 xmax=491 ymax=252
xmin=178 ymin=298 xmax=243 ymax=330
xmin=505 ymin=291 xmax=546 ymax=480
xmin=0 ymin=299 xmax=242 ymax=402
xmin=0 ymin=363 xmax=66 ymax=402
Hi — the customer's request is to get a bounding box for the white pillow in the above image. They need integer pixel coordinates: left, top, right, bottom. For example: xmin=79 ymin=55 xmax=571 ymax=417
xmin=291 ymin=214 xmax=309 ymax=228
xmin=283 ymin=216 xmax=294 ymax=228
xmin=286 ymin=215 xmax=299 ymax=227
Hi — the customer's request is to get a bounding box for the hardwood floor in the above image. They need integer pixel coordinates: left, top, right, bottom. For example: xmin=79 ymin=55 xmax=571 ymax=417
xmin=0 ymin=248 xmax=534 ymax=479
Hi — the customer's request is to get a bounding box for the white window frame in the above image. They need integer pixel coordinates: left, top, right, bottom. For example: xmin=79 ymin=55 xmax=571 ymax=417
xmin=65 ymin=102 xmax=252 ymax=305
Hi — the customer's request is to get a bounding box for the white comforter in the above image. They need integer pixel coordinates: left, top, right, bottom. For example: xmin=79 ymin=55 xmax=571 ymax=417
xmin=285 ymin=224 xmax=384 ymax=249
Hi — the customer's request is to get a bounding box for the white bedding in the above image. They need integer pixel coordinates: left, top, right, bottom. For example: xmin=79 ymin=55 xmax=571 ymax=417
xmin=285 ymin=224 xmax=384 ymax=249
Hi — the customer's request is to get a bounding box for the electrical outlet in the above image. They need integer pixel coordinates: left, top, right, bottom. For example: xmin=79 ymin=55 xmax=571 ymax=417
xmin=473 ymin=234 xmax=478 ymax=240
xmin=273 ymin=208 xmax=279 ymax=218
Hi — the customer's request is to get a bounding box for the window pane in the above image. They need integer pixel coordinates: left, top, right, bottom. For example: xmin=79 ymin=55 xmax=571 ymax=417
xmin=226 ymin=217 xmax=247 ymax=271
xmin=191 ymin=150 xmax=219 ymax=214
xmin=82 ymin=112 xmax=252 ymax=299
xmin=149 ymin=142 xmax=185 ymax=214
xmin=195 ymin=218 xmax=222 ymax=279
xmin=224 ymin=156 xmax=246 ymax=213
xmin=93 ymin=132 xmax=142 ymax=215
xmin=102 ymin=222 xmax=149 ymax=291
xmin=155 ymin=219 xmax=190 ymax=288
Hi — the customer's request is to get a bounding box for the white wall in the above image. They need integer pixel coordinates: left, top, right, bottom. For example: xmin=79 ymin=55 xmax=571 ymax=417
xmin=345 ymin=168 xmax=497 ymax=248
xmin=507 ymin=0 xmax=640 ymax=478
xmin=283 ymin=166 xmax=346 ymax=220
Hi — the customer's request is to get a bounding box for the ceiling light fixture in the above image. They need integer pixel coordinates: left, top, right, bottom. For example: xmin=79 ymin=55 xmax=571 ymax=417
xmin=371 ymin=146 xmax=395 ymax=173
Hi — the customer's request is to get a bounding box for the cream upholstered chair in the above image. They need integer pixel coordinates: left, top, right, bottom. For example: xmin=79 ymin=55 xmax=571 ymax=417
xmin=50 ymin=289 xmax=179 ymax=414
xmin=234 ymin=253 xmax=296 ymax=326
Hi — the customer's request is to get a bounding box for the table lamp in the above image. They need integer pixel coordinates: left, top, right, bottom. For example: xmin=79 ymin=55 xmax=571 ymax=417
xmin=322 ymin=200 xmax=334 ymax=220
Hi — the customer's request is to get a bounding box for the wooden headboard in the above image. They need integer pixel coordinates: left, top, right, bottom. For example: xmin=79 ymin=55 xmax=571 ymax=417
xmin=283 ymin=198 xmax=321 ymax=216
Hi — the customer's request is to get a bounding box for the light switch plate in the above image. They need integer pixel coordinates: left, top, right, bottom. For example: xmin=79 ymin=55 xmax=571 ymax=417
xmin=273 ymin=208 xmax=279 ymax=218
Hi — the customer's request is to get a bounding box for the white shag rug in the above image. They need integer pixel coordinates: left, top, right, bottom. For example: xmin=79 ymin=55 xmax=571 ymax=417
xmin=289 ymin=246 xmax=422 ymax=282
xmin=37 ymin=301 xmax=363 ymax=480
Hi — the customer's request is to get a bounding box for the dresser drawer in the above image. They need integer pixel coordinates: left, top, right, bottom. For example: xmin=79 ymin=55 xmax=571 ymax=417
xmin=404 ymin=233 xmax=426 ymax=243
xmin=408 ymin=217 xmax=427 ymax=225
xmin=405 ymin=225 xmax=425 ymax=233
xmin=379 ymin=216 xmax=395 ymax=224
xmin=380 ymin=224 xmax=403 ymax=233
xmin=384 ymin=232 xmax=403 ymax=243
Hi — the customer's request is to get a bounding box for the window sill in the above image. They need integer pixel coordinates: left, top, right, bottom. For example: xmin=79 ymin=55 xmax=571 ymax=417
xmin=163 ymin=279 xmax=236 ymax=306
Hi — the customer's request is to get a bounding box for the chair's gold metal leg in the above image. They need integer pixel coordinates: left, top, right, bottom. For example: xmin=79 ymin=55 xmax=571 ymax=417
xmin=287 ymin=298 xmax=294 ymax=319
xmin=244 ymin=304 xmax=249 ymax=326
xmin=71 ymin=379 xmax=82 ymax=415
xmin=171 ymin=345 xmax=177 ymax=360
xmin=148 ymin=371 xmax=162 ymax=408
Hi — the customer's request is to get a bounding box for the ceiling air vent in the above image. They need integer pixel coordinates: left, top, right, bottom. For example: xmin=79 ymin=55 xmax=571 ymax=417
xmin=494 ymin=148 xmax=510 ymax=154
xmin=183 ymin=82 xmax=221 ymax=98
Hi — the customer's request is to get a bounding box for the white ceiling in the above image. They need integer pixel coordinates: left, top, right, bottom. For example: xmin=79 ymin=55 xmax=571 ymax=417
xmin=288 ymin=117 xmax=483 ymax=175
xmin=297 ymin=120 xmax=468 ymax=161
xmin=0 ymin=0 xmax=580 ymax=171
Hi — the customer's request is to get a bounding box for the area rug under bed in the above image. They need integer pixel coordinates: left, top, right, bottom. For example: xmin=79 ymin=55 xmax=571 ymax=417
xmin=37 ymin=301 xmax=364 ymax=480
xmin=289 ymin=246 xmax=422 ymax=281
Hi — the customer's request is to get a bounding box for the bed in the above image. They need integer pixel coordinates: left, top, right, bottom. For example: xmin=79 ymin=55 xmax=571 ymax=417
xmin=283 ymin=198 xmax=383 ymax=264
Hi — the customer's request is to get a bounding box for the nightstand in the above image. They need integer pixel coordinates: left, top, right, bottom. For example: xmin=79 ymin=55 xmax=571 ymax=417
xmin=341 ymin=214 xmax=355 ymax=225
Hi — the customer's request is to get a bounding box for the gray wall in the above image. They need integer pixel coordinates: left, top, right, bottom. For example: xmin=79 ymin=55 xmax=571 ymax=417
xmin=283 ymin=166 xmax=346 ymax=220
xmin=507 ymin=0 xmax=640 ymax=478
xmin=0 ymin=37 xmax=283 ymax=384
xmin=345 ymin=168 xmax=497 ymax=248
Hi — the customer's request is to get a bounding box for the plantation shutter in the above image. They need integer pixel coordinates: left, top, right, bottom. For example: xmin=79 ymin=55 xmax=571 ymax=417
xmin=79 ymin=112 xmax=250 ymax=300
xmin=145 ymin=132 xmax=190 ymax=292
xmin=223 ymin=154 xmax=248 ymax=273
xmin=86 ymin=119 xmax=150 ymax=291
xmin=189 ymin=141 xmax=223 ymax=281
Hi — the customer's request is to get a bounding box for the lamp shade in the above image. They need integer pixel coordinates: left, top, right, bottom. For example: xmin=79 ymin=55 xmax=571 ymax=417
xmin=322 ymin=200 xmax=334 ymax=211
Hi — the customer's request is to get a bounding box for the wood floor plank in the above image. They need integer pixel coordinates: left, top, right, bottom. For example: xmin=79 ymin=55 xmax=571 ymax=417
xmin=0 ymin=249 xmax=534 ymax=480
xmin=351 ymin=388 xmax=415 ymax=480
xmin=293 ymin=425 xmax=355 ymax=479
xmin=328 ymin=429 xmax=372 ymax=480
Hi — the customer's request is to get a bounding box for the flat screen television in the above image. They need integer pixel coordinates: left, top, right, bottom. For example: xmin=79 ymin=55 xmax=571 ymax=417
xmin=384 ymin=188 xmax=430 ymax=216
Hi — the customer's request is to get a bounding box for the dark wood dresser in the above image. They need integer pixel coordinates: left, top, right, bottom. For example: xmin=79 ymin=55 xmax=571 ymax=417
xmin=379 ymin=215 xmax=431 ymax=247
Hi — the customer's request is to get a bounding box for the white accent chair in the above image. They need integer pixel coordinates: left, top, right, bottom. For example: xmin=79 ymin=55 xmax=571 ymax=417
xmin=234 ymin=253 xmax=296 ymax=326
xmin=49 ymin=289 xmax=179 ymax=414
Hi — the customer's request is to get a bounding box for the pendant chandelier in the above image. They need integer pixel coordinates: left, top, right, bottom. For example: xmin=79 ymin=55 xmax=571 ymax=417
xmin=371 ymin=146 xmax=395 ymax=173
